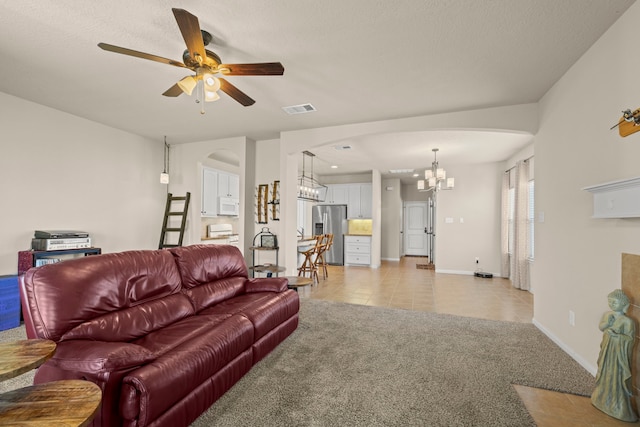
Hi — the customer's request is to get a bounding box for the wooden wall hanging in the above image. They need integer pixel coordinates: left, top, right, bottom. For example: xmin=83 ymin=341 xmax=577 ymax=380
xmin=269 ymin=180 xmax=280 ymax=221
xmin=256 ymin=184 xmax=268 ymax=224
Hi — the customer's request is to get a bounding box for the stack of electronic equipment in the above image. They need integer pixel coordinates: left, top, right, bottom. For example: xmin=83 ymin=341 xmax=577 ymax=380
xmin=31 ymin=230 xmax=92 ymax=251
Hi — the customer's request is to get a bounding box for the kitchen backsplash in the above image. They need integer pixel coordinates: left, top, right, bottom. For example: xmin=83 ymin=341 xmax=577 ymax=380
xmin=348 ymin=219 xmax=372 ymax=235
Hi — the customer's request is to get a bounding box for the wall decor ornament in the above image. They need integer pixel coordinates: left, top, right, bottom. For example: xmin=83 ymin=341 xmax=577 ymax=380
xmin=256 ymin=184 xmax=268 ymax=224
xmin=610 ymin=108 xmax=640 ymax=137
xmin=269 ymin=180 xmax=280 ymax=221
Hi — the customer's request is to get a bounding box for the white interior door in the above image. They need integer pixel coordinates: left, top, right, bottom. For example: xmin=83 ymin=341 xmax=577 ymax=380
xmin=404 ymin=202 xmax=429 ymax=256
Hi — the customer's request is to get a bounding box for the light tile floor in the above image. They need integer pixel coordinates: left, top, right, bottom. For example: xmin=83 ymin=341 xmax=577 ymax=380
xmin=294 ymin=256 xmax=631 ymax=426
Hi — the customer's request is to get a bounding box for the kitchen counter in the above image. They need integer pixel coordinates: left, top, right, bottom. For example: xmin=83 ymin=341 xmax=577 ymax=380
xmin=201 ymin=234 xmax=238 ymax=241
xmin=344 ymin=233 xmax=372 ymax=236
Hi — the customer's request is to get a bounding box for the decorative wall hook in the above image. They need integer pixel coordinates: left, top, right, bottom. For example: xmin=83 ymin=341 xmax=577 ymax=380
xmin=610 ymin=108 xmax=640 ymax=137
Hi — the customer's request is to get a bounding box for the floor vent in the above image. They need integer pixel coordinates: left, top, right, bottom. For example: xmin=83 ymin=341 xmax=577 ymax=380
xmin=282 ymin=103 xmax=317 ymax=115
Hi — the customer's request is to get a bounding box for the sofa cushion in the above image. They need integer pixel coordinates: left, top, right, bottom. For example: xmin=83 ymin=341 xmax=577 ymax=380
xmin=61 ymin=293 xmax=195 ymax=342
xmin=199 ymin=291 xmax=300 ymax=340
xmin=132 ymin=313 xmax=232 ymax=358
xmin=45 ymin=341 xmax=155 ymax=373
xmin=121 ymin=314 xmax=254 ymax=425
xmin=169 ymin=245 xmax=248 ymax=288
xmin=22 ymin=249 xmax=183 ymax=341
xmin=245 ymin=277 xmax=288 ymax=293
xmin=181 ymin=277 xmax=246 ymax=313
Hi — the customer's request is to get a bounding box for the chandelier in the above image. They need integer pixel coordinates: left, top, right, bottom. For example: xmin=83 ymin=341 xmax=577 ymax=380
xmin=297 ymin=151 xmax=328 ymax=201
xmin=417 ymin=148 xmax=455 ymax=192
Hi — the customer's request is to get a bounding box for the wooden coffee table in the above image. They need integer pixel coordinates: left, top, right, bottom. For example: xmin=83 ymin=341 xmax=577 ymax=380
xmin=0 ymin=339 xmax=56 ymax=381
xmin=285 ymin=276 xmax=313 ymax=291
xmin=0 ymin=380 xmax=102 ymax=426
xmin=0 ymin=339 xmax=102 ymax=426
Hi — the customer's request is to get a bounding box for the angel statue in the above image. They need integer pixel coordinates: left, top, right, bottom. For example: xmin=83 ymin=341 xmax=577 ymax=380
xmin=591 ymin=289 xmax=638 ymax=422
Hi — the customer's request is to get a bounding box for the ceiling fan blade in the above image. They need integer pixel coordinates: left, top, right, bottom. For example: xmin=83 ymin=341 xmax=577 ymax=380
xmin=98 ymin=43 xmax=186 ymax=68
xmin=162 ymin=84 xmax=184 ymax=97
xmin=172 ymin=8 xmax=206 ymax=63
xmin=219 ymin=78 xmax=255 ymax=106
xmin=218 ymin=62 xmax=285 ymax=76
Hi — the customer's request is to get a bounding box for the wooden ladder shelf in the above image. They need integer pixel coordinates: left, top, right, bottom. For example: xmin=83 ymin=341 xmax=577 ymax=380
xmin=159 ymin=192 xmax=190 ymax=249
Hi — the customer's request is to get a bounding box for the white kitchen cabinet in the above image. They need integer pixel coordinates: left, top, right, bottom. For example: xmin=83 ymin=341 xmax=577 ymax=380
xmin=344 ymin=235 xmax=371 ymax=266
xmin=218 ymin=172 xmax=240 ymax=198
xmin=202 ymin=167 xmax=218 ymax=217
xmin=324 ymin=184 xmax=349 ymax=205
xmin=202 ymin=167 xmax=240 ymax=217
xmin=347 ymin=183 xmax=372 ymax=219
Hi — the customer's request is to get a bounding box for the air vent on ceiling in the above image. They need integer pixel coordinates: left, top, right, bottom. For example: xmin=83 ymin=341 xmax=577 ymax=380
xmin=282 ymin=103 xmax=317 ymax=115
xmin=334 ymin=145 xmax=352 ymax=151
xmin=389 ymin=169 xmax=415 ymax=174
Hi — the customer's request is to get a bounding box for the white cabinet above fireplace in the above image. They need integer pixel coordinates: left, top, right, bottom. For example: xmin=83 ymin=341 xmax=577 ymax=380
xmin=583 ymin=176 xmax=640 ymax=218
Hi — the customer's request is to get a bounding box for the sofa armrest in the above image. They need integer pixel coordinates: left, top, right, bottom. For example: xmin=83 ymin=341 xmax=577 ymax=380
xmin=245 ymin=277 xmax=288 ymax=293
xmin=48 ymin=340 xmax=155 ymax=373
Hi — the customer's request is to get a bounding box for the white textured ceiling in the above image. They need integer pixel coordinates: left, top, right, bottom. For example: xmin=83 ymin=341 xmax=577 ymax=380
xmin=0 ymin=0 xmax=634 ymax=181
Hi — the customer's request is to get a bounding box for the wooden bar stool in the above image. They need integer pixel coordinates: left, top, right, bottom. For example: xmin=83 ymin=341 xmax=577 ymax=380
xmin=297 ymin=235 xmax=324 ymax=284
xmin=314 ymin=233 xmax=333 ymax=279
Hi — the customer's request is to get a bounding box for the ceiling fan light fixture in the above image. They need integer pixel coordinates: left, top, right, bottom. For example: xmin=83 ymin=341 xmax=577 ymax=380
xmin=99 ymin=8 xmax=281 ymax=110
xmin=202 ymin=73 xmax=221 ymax=102
xmin=205 ymin=90 xmax=220 ymax=102
xmin=203 ymin=74 xmax=220 ymax=91
xmin=177 ymin=76 xmax=197 ymax=95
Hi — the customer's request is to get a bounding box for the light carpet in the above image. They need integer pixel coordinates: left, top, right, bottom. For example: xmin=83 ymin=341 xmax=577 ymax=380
xmin=1 ymin=299 xmax=595 ymax=426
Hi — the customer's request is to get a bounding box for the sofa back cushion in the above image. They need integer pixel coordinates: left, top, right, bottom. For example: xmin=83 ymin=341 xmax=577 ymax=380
xmin=22 ymin=249 xmax=185 ymax=342
xmin=169 ymin=245 xmax=249 ymax=312
xmin=61 ymin=293 xmax=194 ymax=342
xmin=169 ymin=245 xmax=248 ymax=287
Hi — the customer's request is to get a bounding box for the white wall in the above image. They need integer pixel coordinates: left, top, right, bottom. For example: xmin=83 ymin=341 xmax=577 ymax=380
xmin=253 ymin=139 xmax=281 ymax=266
xmin=533 ymin=1 xmax=640 ymax=373
xmin=435 ymin=162 xmax=504 ymax=276
xmin=0 ymin=92 xmax=165 ymax=275
xmin=381 ymin=178 xmax=402 ymax=261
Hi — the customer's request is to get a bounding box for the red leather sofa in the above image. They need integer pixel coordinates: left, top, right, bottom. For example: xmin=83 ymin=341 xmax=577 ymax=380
xmin=20 ymin=244 xmax=299 ymax=427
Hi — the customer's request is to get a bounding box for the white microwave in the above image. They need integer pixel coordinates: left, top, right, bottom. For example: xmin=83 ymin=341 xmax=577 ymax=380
xmin=218 ymin=197 xmax=239 ymax=216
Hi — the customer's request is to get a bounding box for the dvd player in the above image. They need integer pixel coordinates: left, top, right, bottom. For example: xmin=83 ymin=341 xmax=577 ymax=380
xmin=34 ymin=230 xmax=90 ymax=239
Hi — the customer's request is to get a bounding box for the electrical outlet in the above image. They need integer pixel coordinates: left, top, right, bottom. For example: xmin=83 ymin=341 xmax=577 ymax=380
xmin=475 ymin=257 xmax=479 ymax=264
xmin=569 ymin=310 xmax=575 ymax=326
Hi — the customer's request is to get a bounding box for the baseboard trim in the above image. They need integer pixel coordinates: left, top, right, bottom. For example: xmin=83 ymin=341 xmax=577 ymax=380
xmin=532 ymin=318 xmax=597 ymax=376
xmin=381 ymin=257 xmax=401 ymax=262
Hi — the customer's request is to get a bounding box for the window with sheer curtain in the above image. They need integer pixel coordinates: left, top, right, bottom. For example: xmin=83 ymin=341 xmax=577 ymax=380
xmin=528 ymin=179 xmax=534 ymax=260
xmin=502 ymin=158 xmax=533 ymax=290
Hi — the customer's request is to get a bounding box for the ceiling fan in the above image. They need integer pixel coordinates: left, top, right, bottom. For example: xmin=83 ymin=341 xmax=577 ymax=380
xmin=98 ymin=8 xmax=284 ymax=110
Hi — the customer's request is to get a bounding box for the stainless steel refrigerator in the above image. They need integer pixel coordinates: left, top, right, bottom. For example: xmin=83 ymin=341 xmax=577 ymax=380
xmin=312 ymin=204 xmax=348 ymax=265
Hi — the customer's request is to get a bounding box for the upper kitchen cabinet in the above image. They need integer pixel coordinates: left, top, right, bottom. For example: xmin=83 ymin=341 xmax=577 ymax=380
xmin=324 ymin=184 xmax=349 ymax=205
xmin=218 ymin=172 xmax=240 ymax=199
xmin=202 ymin=167 xmax=240 ymax=217
xmin=202 ymin=167 xmax=218 ymax=217
xmin=348 ymin=183 xmax=372 ymax=219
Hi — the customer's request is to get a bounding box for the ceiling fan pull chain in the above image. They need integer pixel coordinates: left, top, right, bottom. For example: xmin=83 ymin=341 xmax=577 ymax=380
xmin=200 ymin=80 xmax=206 ymax=115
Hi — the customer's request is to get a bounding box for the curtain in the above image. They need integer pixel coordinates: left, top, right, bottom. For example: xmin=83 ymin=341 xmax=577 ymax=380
xmin=510 ymin=160 xmax=530 ymax=290
xmin=500 ymin=172 xmax=510 ymax=278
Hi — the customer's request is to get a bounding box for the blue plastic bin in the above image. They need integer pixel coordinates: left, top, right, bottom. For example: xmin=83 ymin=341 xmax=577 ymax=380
xmin=0 ymin=275 xmax=20 ymax=331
